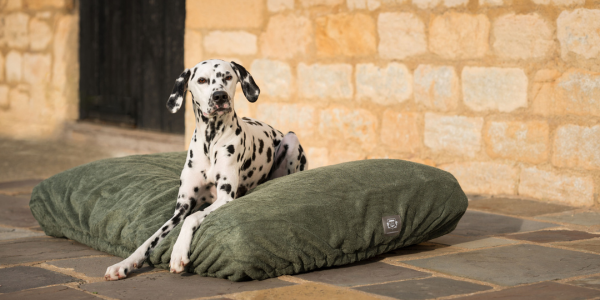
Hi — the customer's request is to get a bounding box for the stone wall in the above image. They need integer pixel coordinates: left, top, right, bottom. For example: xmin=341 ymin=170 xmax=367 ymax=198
xmin=0 ymin=0 xmax=78 ymax=139
xmin=185 ymin=0 xmax=600 ymax=207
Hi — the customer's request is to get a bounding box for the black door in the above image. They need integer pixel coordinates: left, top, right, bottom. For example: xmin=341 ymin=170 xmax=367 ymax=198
xmin=79 ymin=0 xmax=186 ymax=134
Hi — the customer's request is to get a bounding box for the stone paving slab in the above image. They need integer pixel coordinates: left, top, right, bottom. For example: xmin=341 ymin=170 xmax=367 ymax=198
xmin=0 ymin=226 xmax=45 ymax=240
xmin=406 ymin=244 xmax=600 ymax=286
xmin=536 ymin=211 xmax=600 ymax=226
xmin=293 ymin=260 xmax=429 ymax=287
xmin=0 ymin=285 xmax=100 ymax=300
xmin=0 ymin=194 xmax=38 ymax=228
xmin=0 ymin=237 xmax=105 ymax=265
xmin=505 ymin=230 xmax=600 ymax=243
xmin=385 ymin=242 xmax=461 ymax=261
xmin=0 ymin=266 xmax=78 ymax=293
xmin=567 ymin=275 xmax=600 ymax=290
xmin=235 ymin=282 xmax=381 ymax=300
xmin=80 ymin=272 xmax=296 ymax=300
xmin=0 ymin=179 xmax=42 ymax=196
xmin=452 ymin=282 xmax=600 ymax=299
xmin=354 ymin=277 xmax=492 ymax=300
xmin=468 ymin=197 xmax=573 ymax=217
xmin=48 ymin=256 xmax=154 ymax=278
xmin=446 ymin=237 xmax=519 ymax=249
xmin=555 ymin=238 xmax=600 ymax=254
xmin=452 ymin=211 xmax=557 ymax=237
xmin=429 ymin=234 xmax=479 ymax=245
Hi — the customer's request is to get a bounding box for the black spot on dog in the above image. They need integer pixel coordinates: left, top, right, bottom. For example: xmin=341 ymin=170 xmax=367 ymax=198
xmin=216 ymin=173 xmax=220 ymax=181
xmin=189 ymin=149 xmax=193 ymax=158
xmin=258 ymin=139 xmax=264 ymax=154
xmin=267 ymin=148 xmax=272 ymax=163
xmin=220 ymin=184 xmax=232 ymax=193
xmin=162 ymin=225 xmax=168 ymax=231
xmin=194 ymin=187 xmax=199 ymax=192
xmin=259 ymin=166 xmax=263 ymax=171
xmin=247 ymin=170 xmax=254 ymax=178
xmin=237 ymin=186 xmax=247 ymax=198
xmin=274 ymin=139 xmax=281 ymax=147
xmin=230 ymin=191 xmax=235 ymax=198
xmin=242 ymin=158 xmax=252 ymax=171
xmin=214 ymin=64 xmax=219 ymax=68
xmin=258 ymin=174 xmax=268 ymax=185
xmin=227 ymin=144 xmax=235 ymax=154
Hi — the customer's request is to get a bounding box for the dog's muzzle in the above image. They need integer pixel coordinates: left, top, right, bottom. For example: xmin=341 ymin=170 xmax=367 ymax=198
xmin=209 ymin=91 xmax=232 ymax=115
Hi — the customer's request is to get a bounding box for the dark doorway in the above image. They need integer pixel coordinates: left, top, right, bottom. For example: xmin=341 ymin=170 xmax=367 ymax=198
xmin=79 ymin=0 xmax=186 ymax=134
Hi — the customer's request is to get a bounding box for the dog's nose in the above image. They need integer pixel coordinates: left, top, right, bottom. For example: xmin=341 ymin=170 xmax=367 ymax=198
xmin=212 ymin=91 xmax=228 ymax=104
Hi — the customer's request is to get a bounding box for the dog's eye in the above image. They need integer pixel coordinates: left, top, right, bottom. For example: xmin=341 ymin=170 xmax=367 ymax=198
xmin=198 ymin=78 xmax=207 ymax=84
xmin=225 ymin=76 xmax=232 ymax=81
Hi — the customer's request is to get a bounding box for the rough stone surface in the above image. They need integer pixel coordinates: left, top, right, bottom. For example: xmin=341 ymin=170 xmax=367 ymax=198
xmin=315 ymin=13 xmax=376 ymax=57
xmin=0 ymin=285 xmax=100 ymax=300
xmin=386 ymin=242 xmax=461 ymax=261
xmin=237 ymin=282 xmax=381 ymax=300
xmin=51 ymin=14 xmax=78 ymax=123
xmin=0 ymin=266 xmax=77 ymax=294
xmin=378 ymin=12 xmax=427 ymax=59
xmin=424 ymin=113 xmax=483 ymax=157
xmin=555 ymin=69 xmax=600 ymax=117
xmin=0 ymin=237 xmax=105 ymax=265
xmin=250 ymin=59 xmax=292 ymax=98
xmin=347 ymin=0 xmax=381 ymax=10
xmin=531 ymin=69 xmax=561 ymax=116
xmin=462 ymin=67 xmax=528 ymax=112
xmin=186 ymin=0 xmax=264 ymax=29
xmin=306 ymin=147 xmax=328 ymax=169
xmin=567 ymin=275 xmax=600 ymax=290
xmin=5 ymin=12 xmax=28 ymax=49
xmin=556 ymin=238 xmax=600 ymax=254
xmin=429 ymin=12 xmax=489 ymax=60
xmin=468 ymin=197 xmax=573 ymax=217
xmin=507 ymin=230 xmax=600 ymax=243
xmin=452 ymin=211 xmax=556 ymax=237
xmin=518 ymin=167 xmax=595 ymax=207
xmin=0 ymin=226 xmax=44 ymax=240
xmin=184 ymin=29 xmax=202 ymax=68
xmin=557 ymin=9 xmax=600 ymax=61
xmin=23 ymin=0 xmax=71 ymax=9
xmin=28 ymin=17 xmax=52 ymax=50
xmin=328 ymin=150 xmax=363 ymax=165
xmin=0 ymin=53 xmax=4 ymax=82
xmin=6 ymin=50 xmax=22 ymax=83
xmin=536 ymin=211 xmax=600 ymax=226
xmin=484 ymin=120 xmax=549 ymax=164
xmin=48 ymin=256 xmax=146 ymax=278
xmin=203 ymin=31 xmax=257 ymax=55
xmin=298 ymin=63 xmax=353 ymax=99
xmin=355 ymin=277 xmax=492 ymax=300
xmin=447 ymin=237 xmax=518 ymax=249
xmin=0 ymin=194 xmax=39 ymax=228
xmin=355 ymin=63 xmax=412 ymax=105
xmin=380 ymin=110 xmax=420 ymax=153
xmin=255 ymin=103 xmax=316 ymax=139
xmin=320 ymin=106 xmax=377 ymax=151
xmin=440 ymin=162 xmax=518 ymax=195
xmin=299 ymin=0 xmax=345 ymax=7
xmin=407 ymin=244 xmax=600 ymax=286
xmin=414 ymin=65 xmax=459 ymax=112
xmin=23 ymin=53 xmax=51 ymax=85
xmin=492 ymin=13 xmax=553 ymax=60
xmin=0 ymin=85 xmax=8 ymax=108
xmin=412 ymin=0 xmax=441 ymax=9
xmin=268 ymin=0 xmax=294 ymax=11
xmin=553 ymin=124 xmax=600 ymax=170
xmin=260 ymin=14 xmax=312 ymax=59
xmin=453 ymin=282 xmax=600 ymax=300
xmin=479 ymin=0 xmax=503 ymax=6
xmin=444 ymin=0 xmax=469 ymax=6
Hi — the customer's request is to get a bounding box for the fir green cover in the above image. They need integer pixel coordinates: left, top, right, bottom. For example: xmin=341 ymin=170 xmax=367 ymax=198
xmin=30 ymin=152 xmax=467 ymax=281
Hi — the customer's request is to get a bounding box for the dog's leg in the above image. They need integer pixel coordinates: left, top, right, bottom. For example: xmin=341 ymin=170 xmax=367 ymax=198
xmin=268 ymin=132 xmax=308 ymax=180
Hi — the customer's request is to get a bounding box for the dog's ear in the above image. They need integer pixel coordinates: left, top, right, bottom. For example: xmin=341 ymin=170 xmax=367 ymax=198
xmin=166 ymin=69 xmax=192 ymax=113
xmin=230 ymin=61 xmax=260 ymax=103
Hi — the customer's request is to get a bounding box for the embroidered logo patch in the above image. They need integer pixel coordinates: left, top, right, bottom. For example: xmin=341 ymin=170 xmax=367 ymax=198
xmin=382 ymin=215 xmax=401 ymax=235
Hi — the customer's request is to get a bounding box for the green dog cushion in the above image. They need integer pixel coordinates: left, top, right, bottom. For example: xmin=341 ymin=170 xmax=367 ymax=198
xmin=30 ymin=152 xmax=467 ymax=281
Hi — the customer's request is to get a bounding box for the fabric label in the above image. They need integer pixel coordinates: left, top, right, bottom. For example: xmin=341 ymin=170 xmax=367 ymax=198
xmin=382 ymin=215 xmax=401 ymax=235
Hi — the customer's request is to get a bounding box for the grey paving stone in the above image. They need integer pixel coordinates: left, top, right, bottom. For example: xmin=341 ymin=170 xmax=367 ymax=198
xmin=80 ymin=272 xmax=295 ymax=300
xmin=452 ymin=211 xmax=557 ymax=237
xmin=468 ymin=197 xmax=573 ymax=217
xmin=48 ymin=256 xmax=149 ymax=278
xmin=506 ymin=230 xmax=600 ymax=243
xmin=0 ymin=194 xmax=39 ymax=228
xmin=567 ymin=275 xmax=600 ymax=290
xmin=429 ymin=234 xmax=479 ymax=245
xmin=0 ymin=179 xmax=42 ymax=196
xmin=448 ymin=237 xmax=519 ymax=249
xmin=354 ymin=277 xmax=492 ymax=300
xmin=294 ymin=260 xmax=429 ymax=287
xmin=0 ymin=266 xmax=78 ymax=294
xmin=536 ymin=211 xmax=600 ymax=226
xmin=0 ymin=226 xmax=45 ymax=240
xmin=0 ymin=237 xmax=105 ymax=265
xmin=386 ymin=242 xmax=461 ymax=261
xmin=556 ymin=238 xmax=600 ymax=254
xmin=0 ymin=285 xmax=99 ymax=300
xmin=453 ymin=282 xmax=600 ymax=300
xmin=406 ymin=244 xmax=600 ymax=286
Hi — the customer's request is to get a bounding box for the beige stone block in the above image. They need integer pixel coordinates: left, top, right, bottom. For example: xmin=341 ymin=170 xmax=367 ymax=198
xmin=479 ymin=0 xmax=503 ymax=6
xmin=300 ymin=0 xmax=344 ymax=7
xmin=184 ymin=29 xmax=202 ymax=68
xmin=268 ymin=0 xmax=294 ymax=11
xmin=320 ymin=106 xmax=378 ymax=151
xmin=380 ymin=110 xmax=420 ymax=153
xmin=519 ymin=167 xmax=594 ymax=207
xmin=250 ymin=59 xmax=292 ymax=98
xmin=203 ymin=31 xmax=257 ymax=56
xmin=7 ymin=86 xmax=29 ymax=116
xmin=316 ymin=13 xmax=376 ymax=57
xmin=233 ymin=93 xmax=252 ymax=118
xmin=414 ymin=65 xmax=459 ymax=112
xmin=356 ymin=63 xmax=412 ymax=105
xmin=6 ymin=51 xmax=22 ymax=83
xmin=298 ymin=63 xmax=353 ymax=99
xmin=493 ymin=13 xmax=553 ymax=60
xmin=424 ymin=113 xmax=483 ymax=157
xmin=29 ymin=17 xmax=52 ymax=51
xmin=532 ymin=0 xmax=584 ymax=6
xmin=0 ymin=53 xmax=4 ymax=82
xmin=328 ymin=150 xmax=363 ymax=165
xmin=0 ymin=85 xmax=8 ymax=108
xmin=462 ymin=67 xmax=528 ymax=112
xmin=260 ymin=14 xmax=312 ymax=59
xmin=443 ymin=0 xmax=468 ymax=7
xmin=441 ymin=162 xmax=518 ymax=194
xmin=23 ymin=0 xmax=71 ymax=9
xmin=378 ymin=12 xmax=427 ymax=60
xmin=255 ymin=103 xmax=316 ymax=139
xmin=186 ymin=0 xmax=264 ymax=29
xmin=1 ymin=0 xmax=23 ymax=11
xmin=553 ymin=124 xmax=600 ymax=170
xmin=380 ymin=0 xmax=407 ymax=4
xmin=484 ymin=120 xmax=549 ymax=164
xmin=557 ymin=9 xmax=600 ymax=61
xmin=531 ymin=69 xmax=561 ymax=116
xmin=555 ymin=69 xmax=600 ymax=117
xmin=429 ymin=12 xmax=489 ymax=60
xmin=23 ymin=53 xmax=51 ymax=85
xmin=347 ymin=0 xmax=381 ymax=10
xmin=413 ymin=0 xmax=440 ymax=9
xmin=6 ymin=12 xmax=28 ymax=49
xmin=52 ymin=14 xmax=78 ymax=121
xmin=306 ymin=147 xmax=328 ymax=169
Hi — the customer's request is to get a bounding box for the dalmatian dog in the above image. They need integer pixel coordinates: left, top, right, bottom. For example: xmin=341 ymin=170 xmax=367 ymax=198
xmin=104 ymin=59 xmax=308 ymax=280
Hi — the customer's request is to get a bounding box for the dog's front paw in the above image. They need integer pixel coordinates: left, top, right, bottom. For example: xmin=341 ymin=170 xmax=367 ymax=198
xmin=104 ymin=258 xmax=143 ymax=281
xmin=170 ymin=243 xmax=190 ymax=274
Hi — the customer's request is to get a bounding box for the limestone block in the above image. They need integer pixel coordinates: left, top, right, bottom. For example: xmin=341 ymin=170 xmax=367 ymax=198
xmin=519 ymin=167 xmax=594 ymax=207
xmin=462 ymin=67 xmax=528 ymax=112
xmin=493 ymin=13 xmax=554 ymax=60
xmin=300 ymin=0 xmax=344 ymax=7
xmin=424 ymin=113 xmax=483 ymax=157
xmin=6 ymin=12 xmax=28 ymax=49
xmin=553 ymin=124 xmax=600 ymax=170
xmin=29 ymin=17 xmax=52 ymax=50
xmin=412 ymin=0 xmax=440 ymax=9
xmin=531 ymin=69 xmax=561 ymax=116
xmin=255 ymin=103 xmax=316 ymax=139
xmin=0 ymin=53 xmax=4 ymax=81
xmin=479 ymin=0 xmax=503 ymax=6
xmin=23 ymin=0 xmax=71 ymax=9
xmin=23 ymin=53 xmax=51 ymax=85
xmin=484 ymin=120 xmax=549 ymax=164
xmin=1 ymin=0 xmax=22 ymax=11
xmin=6 ymin=51 xmax=22 ymax=83
xmin=557 ymin=9 xmax=600 ymax=61
xmin=298 ymin=63 xmax=353 ymax=99
xmin=184 ymin=29 xmax=202 ymax=68
xmin=268 ymin=0 xmax=294 ymax=12
xmin=347 ymin=0 xmax=381 ymax=10
xmin=414 ymin=65 xmax=459 ymax=112
xmin=316 ymin=13 xmax=376 ymax=57
xmin=319 ymin=106 xmax=377 ymax=151
xmin=443 ymin=0 xmax=468 ymax=6
xmin=186 ymin=0 xmax=264 ymax=29
xmin=203 ymin=31 xmax=257 ymax=55
xmin=429 ymin=12 xmax=489 ymax=60
xmin=356 ymin=63 xmax=412 ymax=105
xmin=306 ymin=147 xmax=328 ymax=168
xmin=441 ymin=162 xmax=518 ymax=195
xmin=378 ymin=12 xmax=427 ymax=59
xmin=532 ymin=0 xmax=584 ymax=6
xmin=260 ymin=14 xmax=312 ymax=59
xmin=250 ymin=59 xmax=292 ymax=98
xmin=51 ymin=14 xmax=78 ymax=121
xmin=380 ymin=110 xmax=420 ymax=153
xmin=0 ymin=85 xmax=8 ymax=108
xmin=555 ymin=69 xmax=600 ymax=117
xmin=328 ymin=150 xmax=363 ymax=165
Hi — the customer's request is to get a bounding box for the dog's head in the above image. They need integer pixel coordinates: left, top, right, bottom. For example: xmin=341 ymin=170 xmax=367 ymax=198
xmin=166 ymin=59 xmax=260 ymax=118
